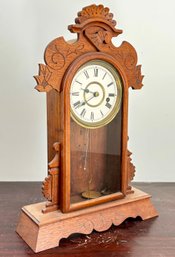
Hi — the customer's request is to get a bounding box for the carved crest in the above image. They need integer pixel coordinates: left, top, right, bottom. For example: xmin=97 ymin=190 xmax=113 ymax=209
xmin=34 ymin=4 xmax=143 ymax=92
xmin=75 ymin=4 xmax=117 ymax=26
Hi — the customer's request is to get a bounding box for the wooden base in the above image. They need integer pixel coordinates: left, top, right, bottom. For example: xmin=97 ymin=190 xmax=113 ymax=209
xmin=16 ymin=187 xmax=158 ymax=253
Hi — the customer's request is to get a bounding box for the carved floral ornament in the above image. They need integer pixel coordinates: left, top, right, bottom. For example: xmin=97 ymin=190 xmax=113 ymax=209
xmin=75 ymin=4 xmax=117 ymax=27
xmin=34 ymin=4 xmax=144 ymax=92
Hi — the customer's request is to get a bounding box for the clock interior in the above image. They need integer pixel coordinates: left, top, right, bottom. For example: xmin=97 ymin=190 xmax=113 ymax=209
xmin=70 ymin=108 xmax=122 ymax=204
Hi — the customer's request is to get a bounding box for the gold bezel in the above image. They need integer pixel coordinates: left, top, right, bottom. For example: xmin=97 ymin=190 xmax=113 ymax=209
xmin=70 ymin=60 xmax=122 ymax=129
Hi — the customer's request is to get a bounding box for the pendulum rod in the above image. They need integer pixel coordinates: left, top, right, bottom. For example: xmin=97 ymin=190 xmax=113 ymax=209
xmin=82 ymin=128 xmax=101 ymax=199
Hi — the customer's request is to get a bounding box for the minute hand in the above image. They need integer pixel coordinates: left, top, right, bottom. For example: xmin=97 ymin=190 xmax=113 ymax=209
xmin=86 ymin=94 xmax=95 ymax=102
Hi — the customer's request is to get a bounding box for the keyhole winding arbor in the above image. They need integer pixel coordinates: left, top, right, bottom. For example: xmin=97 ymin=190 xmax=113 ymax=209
xmin=16 ymin=5 xmax=158 ymax=252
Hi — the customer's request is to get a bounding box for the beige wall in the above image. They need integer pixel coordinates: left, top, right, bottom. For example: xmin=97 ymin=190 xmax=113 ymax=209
xmin=0 ymin=0 xmax=174 ymax=181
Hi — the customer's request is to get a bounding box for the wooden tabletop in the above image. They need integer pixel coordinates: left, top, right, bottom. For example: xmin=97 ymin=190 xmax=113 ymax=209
xmin=0 ymin=182 xmax=175 ymax=257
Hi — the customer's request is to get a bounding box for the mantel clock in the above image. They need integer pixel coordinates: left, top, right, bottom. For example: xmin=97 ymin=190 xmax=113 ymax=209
xmin=16 ymin=4 xmax=158 ymax=252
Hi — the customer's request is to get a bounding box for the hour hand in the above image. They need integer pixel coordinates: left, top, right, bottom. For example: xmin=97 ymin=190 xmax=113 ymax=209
xmin=74 ymin=101 xmax=86 ymax=109
xmin=81 ymin=88 xmax=89 ymax=93
xmin=81 ymin=88 xmax=94 ymax=94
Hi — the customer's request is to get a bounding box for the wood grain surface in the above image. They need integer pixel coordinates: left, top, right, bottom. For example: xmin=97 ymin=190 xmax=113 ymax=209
xmin=35 ymin=4 xmax=144 ymax=212
xmin=0 ymin=182 xmax=175 ymax=257
xmin=16 ymin=187 xmax=157 ymax=252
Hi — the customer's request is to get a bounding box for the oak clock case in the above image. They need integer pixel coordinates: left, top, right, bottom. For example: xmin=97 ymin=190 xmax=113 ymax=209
xmin=16 ymin=4 xmax=158 ymax=253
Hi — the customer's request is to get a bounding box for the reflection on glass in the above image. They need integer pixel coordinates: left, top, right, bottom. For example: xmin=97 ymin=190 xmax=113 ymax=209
xmin=70 ymin=109 xmax=122 ymax=204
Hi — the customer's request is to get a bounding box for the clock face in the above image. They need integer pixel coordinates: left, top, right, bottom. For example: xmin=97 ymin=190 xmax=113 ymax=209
xmin=70 ymin=60 xmax=122 ymax=128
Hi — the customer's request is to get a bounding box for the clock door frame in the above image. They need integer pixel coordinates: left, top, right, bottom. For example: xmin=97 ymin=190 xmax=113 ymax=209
xmin=61 ymin=52 xmax=129 ymax=213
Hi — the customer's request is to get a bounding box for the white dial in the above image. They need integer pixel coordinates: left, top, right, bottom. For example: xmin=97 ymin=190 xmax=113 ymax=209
xmin=70 ymin=60 xmax=122 ymax=128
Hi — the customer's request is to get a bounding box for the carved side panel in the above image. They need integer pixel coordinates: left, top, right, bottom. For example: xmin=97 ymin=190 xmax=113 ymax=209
xmin=42 ymin=142 xmax=60 ymax=213
xmin=34 ymin=37 xmax=95 ymax=92
xmin=127 ymin=150 xmax=136 ymax=192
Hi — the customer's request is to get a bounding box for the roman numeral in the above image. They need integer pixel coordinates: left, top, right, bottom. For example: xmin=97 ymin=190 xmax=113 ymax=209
xmin=84 ymin=70 xmax=89 ymax=79
xmin=107 ymin=82 xmax=113 ymax=87
xmin=105 ymin=102 xmax=112 ymax=109
xmin=71 ymin=92 xmax=79 ymax=96
xmin=75 ymin=80 xmax=82 ymax=85
xmin=108 ymin=93 xmax=115 ymax=97
xmin=73 ymin=101 xmax=80 ymax=108
xmin=102 ymin=72 xmax=107 ymax=80
xmin=94 ymin=68 xmax=98 ymax=77
xmin=100 ymin=110 xmax=104 ymax=117
xmin=90 ymin=112 xmax=94 ymax=121
xmin=80 ymin=108 xmax=86 ymax=118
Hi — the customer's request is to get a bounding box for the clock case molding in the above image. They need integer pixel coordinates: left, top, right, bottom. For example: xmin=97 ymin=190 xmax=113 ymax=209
xmin=16 ymin=5 xmax=158 ymax=252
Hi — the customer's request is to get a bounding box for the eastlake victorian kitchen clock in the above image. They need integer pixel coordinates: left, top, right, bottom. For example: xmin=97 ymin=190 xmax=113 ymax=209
xmin=16 ymin=4 xmax=158 ymax=252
